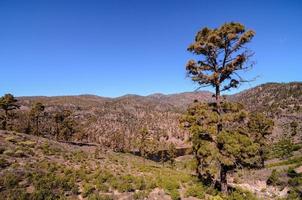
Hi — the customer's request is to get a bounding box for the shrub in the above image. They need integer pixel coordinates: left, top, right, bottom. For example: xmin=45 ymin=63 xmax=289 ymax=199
xmin=185 ymin=183 xmax=205 ymax=199
xmin=0 ymin=158 xmax=10 ymax=168
xmin=267 ymin=169 xmax=281 ymax=186
xmin=18 ymin=140 xmax=36 ymax=148
xmin=14 ymin=150 xmax=26 ymax=157
xmin=3 ymin=149 xmax=15 ymax=156
xmin=272 ymin=138 xmax=295 ymax=159
xmin=157 ymin=177 xmax=180 ymax=200
xmin=5 ymin=136 xmax=18 ymax=143
xmin=0 ymin=146 xmax=5 ymax=154
xmin=82 ymin=183 xmax=95 ymax=198
xmin=133 ymin=190 xmax=149 ymax=200
xmin=0 ymin=172 xmax=21 ymax=189
xmin=226 ymin=188 xmax=257 ymax=200
xmin=29 ymin=170 xmax=78 ymax=199
xmin=95 ymin=182 xmax=109 ymax=192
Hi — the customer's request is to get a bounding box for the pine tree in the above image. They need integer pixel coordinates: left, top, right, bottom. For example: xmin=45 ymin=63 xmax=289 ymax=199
xmin=0 ymin=94 xmax=20 ymax=130
xmin=167 ymin=142 xmax=177 ymax=168
xmin=54 ymin=109 xmax=76 ymax=141
xmin=184 ymin=22 xmax=261 ymax=193
xmin=30 ymin=102 xmax=45 ymax=136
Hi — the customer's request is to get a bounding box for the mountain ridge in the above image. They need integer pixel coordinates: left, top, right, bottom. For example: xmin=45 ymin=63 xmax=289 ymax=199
xmin=9 ymin=82 xmax=302 ymax=146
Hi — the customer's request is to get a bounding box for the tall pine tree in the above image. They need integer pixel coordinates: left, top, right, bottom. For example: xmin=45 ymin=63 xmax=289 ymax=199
xmin=183 ymin=22 xmax=272 ymax=193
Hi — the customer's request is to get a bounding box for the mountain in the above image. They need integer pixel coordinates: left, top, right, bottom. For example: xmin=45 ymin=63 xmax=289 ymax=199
xmin=14 ymin=82 xmax=302 ymax=146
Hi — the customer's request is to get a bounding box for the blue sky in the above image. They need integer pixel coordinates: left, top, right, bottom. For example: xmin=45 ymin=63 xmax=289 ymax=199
xmin=0 ymin=0 xmax=301 ymax=97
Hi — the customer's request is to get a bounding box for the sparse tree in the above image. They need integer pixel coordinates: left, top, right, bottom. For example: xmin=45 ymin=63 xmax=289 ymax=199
xmin=138 ymin=127 xmax=150 ymax=159
xmin=54 ymin=109 xmax=76 ymax=141
xmin=0 ymin=94 xmax=20 ymax=130
xmin=167 ymin=142 xmax=177 ymax=168
xmin=185 ymin=22 xmax=259 ymax=193
xmin=137 ymin=127 xmax=156 ymax=162
xmin=109 ymin=131 xmax=126 ymax=152
xmin=30 ymin=102 xmax=45 ymax=136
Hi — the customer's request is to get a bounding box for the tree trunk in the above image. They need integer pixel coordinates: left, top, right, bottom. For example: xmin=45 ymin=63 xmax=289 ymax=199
xmin=216 ymin=85 xmax=228 ymax=194
xmin=220 ymin=165 xmax=228 ymax=193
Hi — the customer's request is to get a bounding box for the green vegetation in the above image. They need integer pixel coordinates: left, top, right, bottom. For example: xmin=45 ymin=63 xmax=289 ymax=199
xmin=271 ymin=137 xmax=297 ymax=159
xmin=29 ymin=102 xmax=45 ymax=136
xmin=181 ymin=101 xmax=273 ymax=193
xmin=0 ymin=94 xmax=20 ymax=130
xmin=267 ymin=156 xmax=302 ymax=168
xmin=185 ymin=183 xmax=205 ymax=199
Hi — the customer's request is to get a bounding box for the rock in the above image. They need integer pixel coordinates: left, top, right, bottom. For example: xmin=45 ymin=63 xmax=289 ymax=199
xmin=148 ymin=188 xmax=172 ymax=200
xmin=294 ymin=165 xmax=302 ymax=174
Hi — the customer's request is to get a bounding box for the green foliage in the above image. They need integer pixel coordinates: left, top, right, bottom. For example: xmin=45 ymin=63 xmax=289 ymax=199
xmin=267 ymin=169 xmax=282 ymax=186
xmin=271 ymin=137 xmax=296 ymax=159
xmin=18 ymin=140 xmax=36 ymax=148
xmin=0 ymin=172 xmax=21 ymax=189
xmin=157 ymin=176 xmax=180 ymax=200
xmin=14 ymin=149 xmax=26 ymax=157
xmin=29 ymin=102 xmax=45 ymax=135
xmin=133 ymin=190 xmax=149 ymax=200
xmin=186 ymin=22 xmax=255 ymax=92
xmin=181 ymin=101 xmax=272 ymax=184
xmin=82 ymin=183 xmax=95 ymax=198
xmin=0 ymin=93 xmax=20 ymax=130
xmin=29 ymin=170 xmax=78 ymax=199
xmin=167 ymin=142 xmax=177 ymax=167
xmin=54 ymin=109 xmax=76 ymax=141
xmin=267 ymin=156 xmax=302 ymax=168
xmin=185 ymin=183 xmax=205 ymax=199
xmin=0 ymin=158 xmax=10 ymax=168
xmin=226 ymin=188 xmax=258 ymax=200
xmin=5 ymin=136 xmax=18 ymax=143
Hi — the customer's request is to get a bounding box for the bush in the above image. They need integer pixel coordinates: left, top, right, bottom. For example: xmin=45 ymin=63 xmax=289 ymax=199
xmin=5 ymin=136 xmax=18 ymax=143
xmin=185 ymin=183 xmax=205 ymax=199
xmin=82 ymin=183 xmax=95 ymax=198
xmin=267 ymin=169 xmax=281 ymax=186
xmin=0 ymin=158 xmax=10 ymax=168
xmin=18 ymin=140 xmax=36 ymax=148
xmin=157 ymin=177 xmax=180 ymax=200
xmin=226 ymin=188 xmax=257 ymax=200
xmin=272 ymin=138 xmax=295 ymax=159
xmin=133 ymin=191 xmax=149 ymax=200
xmin=3 ymin=149 xmax=15 ymax=156
xmin=29 ymin=171 xmax=78 ymax=199
xmin=14 ymin=150 xmax=26 ymax=157
xmin=0 ymin=146 xmax=5 ymax=154
xmin=0 ymin=172 xmax=21 ymax=189
xmin=95 ymin=182 xmax=109 ymax=192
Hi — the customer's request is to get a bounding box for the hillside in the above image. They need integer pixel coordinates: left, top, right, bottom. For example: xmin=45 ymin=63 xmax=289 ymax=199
xmin=13 ymin=82 xmax=302 ymax=146
xmin=231 ymin=82 xmax=302 ymax=142
xmin=1 ymin=130 xmax=301 ymax=200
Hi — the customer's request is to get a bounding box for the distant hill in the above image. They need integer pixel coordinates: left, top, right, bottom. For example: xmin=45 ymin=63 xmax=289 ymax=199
xmin=15 ymin=82 xmax=302 ymax=145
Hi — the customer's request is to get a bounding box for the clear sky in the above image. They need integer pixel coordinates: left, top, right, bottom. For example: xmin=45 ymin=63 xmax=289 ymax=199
xmin=0 ymin=0 xmax=301 ymax=97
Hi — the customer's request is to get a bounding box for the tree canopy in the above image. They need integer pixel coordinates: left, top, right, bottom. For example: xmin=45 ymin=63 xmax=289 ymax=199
xmin=186 ymin=22 xmax=255 ymax=94
xmin=0 ymin=94 xmax=20 ymax=130
xmin=181 ymin=101 xmax=273 ymax=187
